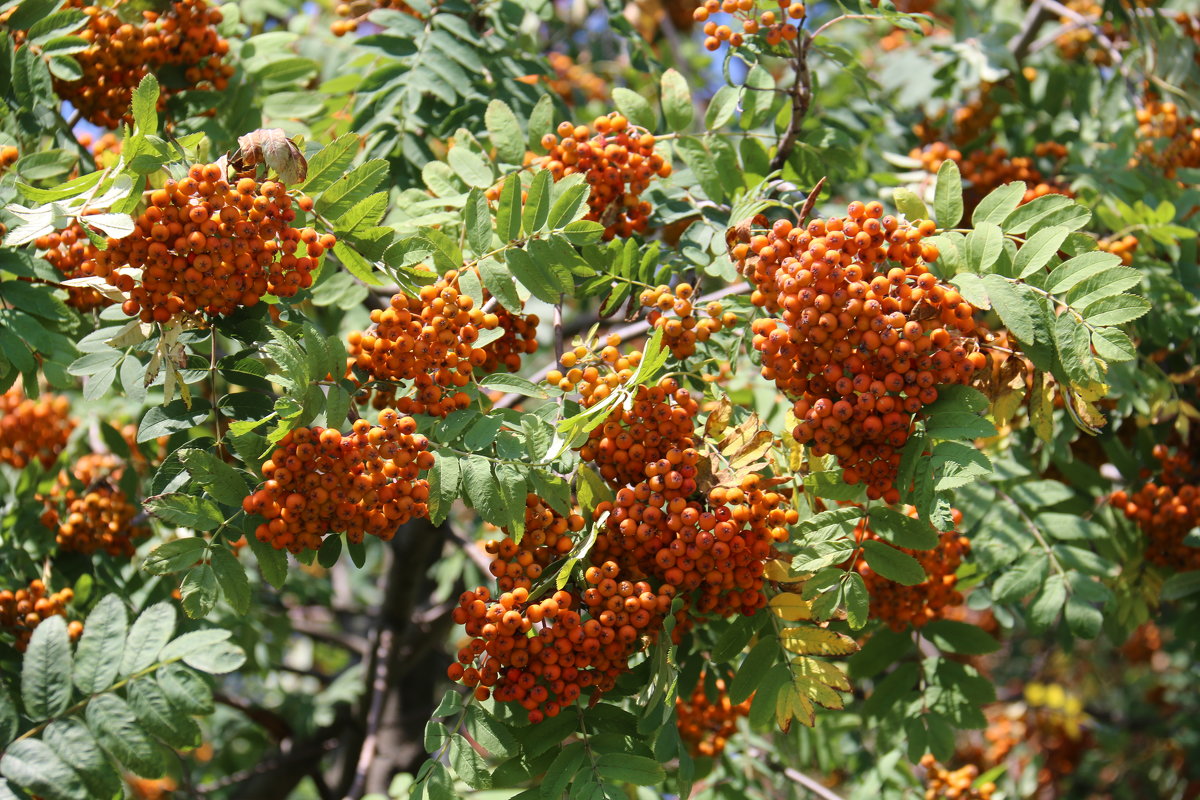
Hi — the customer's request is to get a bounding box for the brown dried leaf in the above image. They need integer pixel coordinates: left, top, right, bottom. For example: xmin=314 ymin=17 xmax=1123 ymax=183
xmin=704 ymin=396 xmax=734 ymax=440
xmin=235 ymin=129 xmax=308 ymax=186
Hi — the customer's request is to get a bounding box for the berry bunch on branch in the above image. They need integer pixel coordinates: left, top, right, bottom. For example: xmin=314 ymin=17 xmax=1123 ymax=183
xmin=676 ymin=675 xmax=752 ymax=757
xmin=39 ymin=453 xmax=149 ymax=557
xmin=533 ymin=112 xmax=671 ymax=240
xmin=35 ymin=221 xmax=113 ymax=312
xmin=54 ymin=0 xmax=233 ymax=128
xmin=85 ymin=163 xmax=331 ymax=323
xmin=736 ymin=202 xmax=989 ymax=501
xmin=692 ymin=0 xmax=806 ymax=50
xmin=639 ymin=282 xmax=736 ymax=359
xmin=910 ymin=142 xmax=1072 ymax=217
xmin=0 ymin=388 xmax=76 ymax=470
xmin=1109 ymin=442 xmax=1200 ymax=572
xmin=0 ymin=580 xmax=81 ymax=653
xmin=348 ymin=269 xmax=540 ymax=417
xmin=242 ymin=412 xmax=434 ymax=553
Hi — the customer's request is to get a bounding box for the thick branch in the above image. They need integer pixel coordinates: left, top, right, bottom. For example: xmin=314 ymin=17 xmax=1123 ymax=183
xmin=769 ymin=34 xmax=813 ymax=171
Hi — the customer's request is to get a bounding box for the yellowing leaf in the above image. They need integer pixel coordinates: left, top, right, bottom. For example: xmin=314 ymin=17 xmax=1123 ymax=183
xmin=704 ymin=396 xmax=734 ymax=440
xmin=769 ymin=593 xmax=813 ymax=621
xmin=763 ymin=559 xmax=805 ymax=584
xmin=791 ymin=656 xmax=851 ymax=692
xmin=775 ymin=683 xmax=815 ymax=730
xmin=795 ymin=676 xmax=844 ymax=710
xmin=779 ymin=626 xmax=858 ymax=656
xmin=1030 ymin=371 xmax=1054 ymax=443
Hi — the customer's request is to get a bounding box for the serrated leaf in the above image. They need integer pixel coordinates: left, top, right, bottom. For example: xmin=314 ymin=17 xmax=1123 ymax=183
xmin=128 ymin=681 xmax=201 ymax=749
xmin=22 ymin=616 xmax=72 ymax=720
xmin=0 ymin=739 xmax=89 ymax=800
xmin=1045 ymin=251 xmax=1123 ymax=294
xmin=779 ymin=626 xmax=858 ymax=656
xmin=729 ymin=637 xmax=776 ymax=704
xmin=867 ymin=507 xmax=939 ymax=550
xmin=1082 ymin=293 xmax=1150 ymax=326
xmin=1014 ymin=226 xmax=1069 ymax=278
xmin=660 ymin=69 xmax=693 ymax=132
xmin=73 ymin=595 xmax=128 ymax=695
xmin=972 ymin=182 xmax=1026 ymax=225
xmin=42 ymin=719 xmax=120 ymax=800
xmin=85 ymin=694 xmax=165 ymax=778
xmin=934 ymin=159 xmax=963 ymax=228
xmin=485 ymin=100 xmax=525 ymax=164
xmin=595 ymin=753 xmax=665 ymax=786
xmin=120 ymin=602 xmax=176 ymax=676
xmin=861 ymin=539 xmax=926 ymax=586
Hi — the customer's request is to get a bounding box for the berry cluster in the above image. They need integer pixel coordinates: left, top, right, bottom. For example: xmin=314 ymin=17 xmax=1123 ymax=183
xmin=85 ymin=164 xmax=330 ymax=323
xmin=0 ymin=388 xmax=75 ymax=470
xmin=1098 ymin=233 xmax=1138 ymax=266
xmin=913 ymin=84 xmax=1000 ymax=147
xmin=0 ymin=146 xmax=17 ymax=173
xmin=449 ymin=495 xmax=674 ymax=720
xmin=533 ymin=113 xmax=670 ymax=240
xmin=241 ymin=413 xmax=434 ymax=553
xmin=546 ymin=52 xmax=609 ymax=106
xmin=35 ymin=222 xmax=112 ymax=312
xmin=692 ymin=0 xmax=806 ymax=50
xmin=40 ymin=454 xmax=148 ymax=557
xmin=1109 ymin=443 xmax=1200 ymax=572
xmin=0 ymin=581 xmax=81 ymax=653
xmin=639 ymin=283 xmax=735 ymax=359
xmin=676 ymin=676 xmax=752 ymax=757
xmin=331 ymin=0 xmax=421 ymax=36
xmin=348 ymin=270 xmax=539 ymax=417
xmin=738 ymin=203 xmax=986 ymax=500
xmin=55 ymin=0 xmax=232 ymax=129
xmin=854 ymin=508 xmax=968 ymax=631
xmin=1132 ymin=98 xmax=1200 ymax=178
xmin=919 ymin=755 xmax=996 ymax=800
xmin=912 ymin=142 xmax=1072 ymax=217
xmin=579 ymin=377 xmax=701 ymax=487
xmin=545 ymin=335 xmax=640 ymax=400
xmin=77 ymin=132 xmax=123 ymax=169
xmin=593 ymin=463 xmax=790 ymax=621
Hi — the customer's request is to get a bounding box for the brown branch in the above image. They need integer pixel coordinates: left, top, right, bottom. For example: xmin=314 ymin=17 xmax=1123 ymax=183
xmin=769 ymin=34 xmax=813 ymax=171
xmin=341 ymin=627 xmax=394 ymax=800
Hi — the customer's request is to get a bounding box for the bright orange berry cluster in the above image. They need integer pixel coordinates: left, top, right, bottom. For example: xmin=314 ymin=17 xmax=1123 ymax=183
xmin=1132 ymin=98 xmax=1200 ymax=178
xmin=0 ymin=388 xmax=75 ymax=470
xmin=0 ymin=580 xmax=81 ymax=653
xmin=693 ymin=0 xmax=806 ymax=50
xmin=35 ymin=222 xmax=111 ymax=312
xmin=854 ymin=508 xmax=968 ymax=631
xmin=347 ymin=270 xmax=538 ymax=417
xmin=55 ymin=0 xmax=232 ymax=129
xmin=86 ymin=165 xmax=330 ymax=323
xmin=676 ymin=676 xmax=752 ymax=757
xmin=912 ymin=142 xmax=1072 ymax=217
xmin=0 ymin=146 xmax=17 ymax=172
xmin=241 ymin=413 xmax=434 ymax=553
xmin=640 ymin=282 xmax=734 ymax=359
xmin=545 ymin=52 xmax=609 ymax=106
xmin=40 ymin=454 xmax=148 ymax=557
xmin=919 ymin=755 xmax=996 ymax=800
xmin=578 ymin=377 xmax=701 ymax=487
xmin=77 ymin=132 xmax=123 ymax=169
xmin=1109 ymin=443 xmax=1200 ymax=572
xmin=1098 ymin=233 xmax=1138 ymax=266
xmin=545 ymin=335 xmax=640 ymax=400
xmin=533 ymin=113 xmax=670 ymax=240
xmin=738 ymin=204 xmax=986 ymax=501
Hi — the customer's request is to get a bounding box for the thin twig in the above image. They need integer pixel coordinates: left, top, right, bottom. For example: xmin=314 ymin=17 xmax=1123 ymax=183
xmin=769 ymin=33 xmax=812 ymax=171
xmin=746 ymin=747 xmax=845 ymax=800
xmin=341 ymin=627 xmax=393 ymax=800
xmin=1009 ymin=0 xmax=1054 ymax=61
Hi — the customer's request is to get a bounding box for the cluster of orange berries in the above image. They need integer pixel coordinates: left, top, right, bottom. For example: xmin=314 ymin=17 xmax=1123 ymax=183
xmin=331 ymin=0 xmax=421 ymax=36
xmin=546 ymin=335 xmax=640 ymax=399
xmin=241 ymin=413 xmax=433 ymax=553
xmin=546 ymin=52 xmax=608 ymax=106
xmin=55 ymin=0 xmax=232 ymax=129
xmin=854 ymin=508 xmax=968 ymax=631
xmin=85 ymin=164 xmax=331 ymax=323
xmin=579 ymin=377 xmax=701 ymax=487
xmin=738 ymin=203 xmax=986 ymax=501
xmin=912 ymin=142 xmax=1072 ymax=217
xmin=1098 ymin=234 xmax=1139 ymax=266
xmin=919 ymin=755 xmax=995 ymax=800
xmin=640 ymin=283 xmax=736 ymax=359
xmin=676 ymin=676 xmax=752 ymax=757
xmin=693 ymin=0 xmax=806 ymax=50
xmin=77 ymin=132 xmax=122 ymax=169
xmin=533 ymin=113 xmax=670 ymax=240
xmin=0 ymin=581 xmax=81 ymax=653
xmin=913 ymin=85 xmax=1000 ymax=147
xmin=0 ymin=145 xmax=17 ymax=172
xmin=39 ymin=454 xmax=148 ymax=557
xmin=35 ymin=222 xmax=112 ymax=312
xmin=1053 ymin=0 xmax=1116 ymax=64
xmin=449 ymin=495 xmax=676 ymax=720
xmin=348 ymin=270 xmax=539 ymax=417
xmin=1109 ymin=443 xmax=1200 ymax=572
xmin=1132 ymin=98 xmax=1200 ymax=178
xmin=0 ymin=388 xmax=75 ymax=470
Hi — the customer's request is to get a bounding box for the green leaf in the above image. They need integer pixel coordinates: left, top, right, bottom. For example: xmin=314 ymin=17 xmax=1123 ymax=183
xmin=137 ymin=399 xmax=212 ymax=442
xmin=893 ymin=188 xmax=929 ymax=221
xmin=73 ymin=594 xmax=128 ymax=695
xmin=729 ymin=636 xmax=776 ymax=704
xmin=982 ymin=274 xmax=1038 ymax=344
xmin=478 ymin=373 xmax=554 ymax=398
xmin=1002 ymin=194 xmax=1081 ymax=234
xmin=464 ymin=188 xmax=491 ymax=255
xmin=85 ymin=694 xmax=165 ymax=778
xmin=506 ymin=247 xmax=561 ymax=304
xmin=156 ymin=664 xmax=214 ymax=716
xmin=496 ymin=173 xmax=522 ymax=243
xmin=1161 ymin=571 xmax=1200 ymax=601
xmin=449 ymin=733 xmax=491 ymax=789
xmin=128 ymin=681 xmax=201 ymax=749
xmin=42 ymin=719 xmax=121 ymax=800
xmin=972 ymin=182 xmax=1026 ymax=225
xmin=181 ymin=638 xmax=246 ymax=674
xmin=844 ymin=572 xmax=869 ymax=629
xmin=0 ymin=686 xmax=15 ymax=744
xmin=143 ymin=538 xmax=207 ymax=576
xmin=611 ymin=87 xmax=656 ymax=130
xmin=300 ymin=134 xmax=360 ymax=194
xmin=179 ymin=450 xmax=249 ymax=507
xmin=934 ymin=159 xmax=963 ymax=228
xmin=0 ymin=739 xmax=89 ymax=800
xmin=120 ymin=602 xmax=176 ymax=676
xmin=447 ymin=147 xmax=494 ymax=189
xmin=922 ymin=620 xmax=999 ymax=654
xmin=705 ymin=85 xmax=739 ymax=129
xmin=547 ymin=174 xmax=589 ymax=230
xmin=1064 ymin=594 xmax=1102 ymax=639
xmin=521 ymin=169 xmax=552 ymax=235
xmin=861 ymin=540 xmax=926 ymax=586
xmin=1029 ymin=573 xmax=1067 ymax=629
xmin=867 ymin=507 xmax=939 ymax=549
xmin=1013 ymin=226 xmax=1069 ymax=278
xmin=1091 ymin=327 xmax=1136 ymax=363
xmin=317 ymin=159 xmax=389 ymax=218
xmin=963 ymin=222 xmax=1004 ymax=273
xmin=485 ymin=99 xmax=525 ymax=164
xmin=210 ymin=548 xmax=251 ymax=614
xmin=248 ymin=535 xmax=288 ymax=589
xmin=478 ymin=256 xmax=523 ymax=314
xmin=22 ymin=615 xmax=72 ymax=720
xmin=923 ymin=412 xmax=996 ymax=440
xmin=540 ymin=742 xmax=585 ymax=800
xmin=595 ymin=753 xmax=666 ymax=786
xmin=675 ymin=136 xmax=726 ymax=202
xmin=1067 ymin=267 xmax=1141 ymax=309
xmin=179 ymin=564 xmax=219 ymax=619
xmin=464 ymin=706 xmax=519 ymax=759
xmin=660 ymin=69 xmax=693 ymax=132
xmin=131 ymin=73 xmax=159 ymax=135
xmin=145 ymin=494 xmax=224 ymax=531
xmin=1045 ymin=251 xmax=1122 ymax=294
xmin=992 ymin=553 xmax=1049 ymax=602
xmin=527 ymin=95 xmax=554 ymax=152
xmin=1082 ymin=293 xmax=1150 ymax=326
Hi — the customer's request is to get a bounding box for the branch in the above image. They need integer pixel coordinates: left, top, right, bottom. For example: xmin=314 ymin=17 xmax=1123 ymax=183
xmin=746 ymin=746 xmax=846 ymax=800
xmin=341 ymin=627 xmax=394 ymax=800
xmin=1008 ymin=0 xmax=1054 ymax=61
xmin=769 ymin=34 xmax=813 ymax=171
